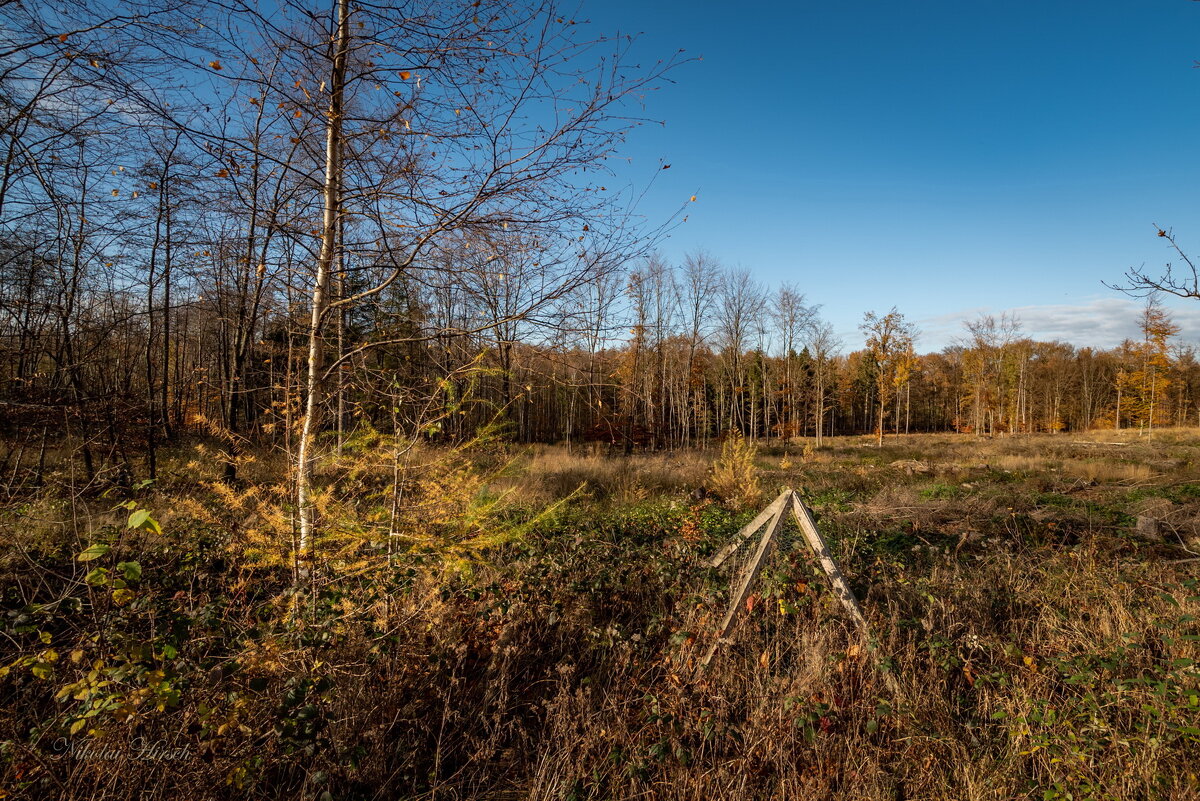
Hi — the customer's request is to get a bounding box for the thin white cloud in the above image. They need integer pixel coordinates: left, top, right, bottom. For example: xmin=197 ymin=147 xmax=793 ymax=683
xmin=919 ymin=296 xmax=1200 ymax=352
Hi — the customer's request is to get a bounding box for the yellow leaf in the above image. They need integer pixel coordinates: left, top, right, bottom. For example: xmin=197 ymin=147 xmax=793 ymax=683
xmin=209 ymin=60 xmax=222 ymax=70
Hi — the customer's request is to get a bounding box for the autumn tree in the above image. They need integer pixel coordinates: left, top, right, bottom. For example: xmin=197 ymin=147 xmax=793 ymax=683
xmin=676 ymin=250 xmax=721 ymax=445
xmin=806 ymin=320 xmax=840 ymax=446
xmin=208 ymin=0 xmax=683 ymax=552
xmin=771 ymin=284 xmax=817 ymax=440
xmin=960 ymin=313 xmax=1021 ymax=435
xmin=860 ymin=308 xmax=916 ymax=447
xmin=1117 ymin=294 xmax=1179 ymax=435
xmin=716 ymin=268 xmax=765 ymax=435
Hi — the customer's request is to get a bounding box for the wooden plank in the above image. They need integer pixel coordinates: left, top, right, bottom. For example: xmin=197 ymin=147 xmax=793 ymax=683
xmin=700 ymin=496 xmax=790 ymax=668
xmin=791 ymin=495 xmax=904 ymax=696
xmin=789 ymin=493 xmax=869 ymax=631
xmin=708 ymin=489 xmax=791 ymax=568
xmin=698 ymin=489 xmax=901 ymax=695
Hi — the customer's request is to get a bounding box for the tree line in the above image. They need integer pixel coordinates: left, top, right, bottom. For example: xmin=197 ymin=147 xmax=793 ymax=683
xmin=5 ymin=210 xmax=1198 ymax=480
xmin=0 ymin=0 xmax=682 ymax=533
xmin=2 ymin=0 xmax=1197 ymax=515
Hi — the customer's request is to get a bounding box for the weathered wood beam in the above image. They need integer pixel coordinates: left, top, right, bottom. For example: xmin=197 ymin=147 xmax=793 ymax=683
xmin=789 ymin=492 xmax=868 ymax=630
xmin=701 ymin=497 xmax=788 ymax=668
xmin=708 ymin=488 xmax=791 ymax=568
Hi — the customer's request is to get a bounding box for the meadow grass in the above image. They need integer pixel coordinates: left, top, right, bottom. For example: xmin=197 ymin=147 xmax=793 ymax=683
xmin=1 ymin=431 xmax=1198 ymax=799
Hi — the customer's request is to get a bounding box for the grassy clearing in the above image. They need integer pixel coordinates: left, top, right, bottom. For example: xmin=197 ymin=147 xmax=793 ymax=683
xmin=1 ymin=432 xmax=1199 ymax=799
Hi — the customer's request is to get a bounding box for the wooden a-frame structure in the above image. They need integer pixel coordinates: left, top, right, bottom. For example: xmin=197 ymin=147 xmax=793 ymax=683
xmin=701 ymin=487 xmax=869 ymax=668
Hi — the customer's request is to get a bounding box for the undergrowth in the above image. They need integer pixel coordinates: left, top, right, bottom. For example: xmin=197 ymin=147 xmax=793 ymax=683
xmin=1 ymin=433 xmax=1198 ymax=799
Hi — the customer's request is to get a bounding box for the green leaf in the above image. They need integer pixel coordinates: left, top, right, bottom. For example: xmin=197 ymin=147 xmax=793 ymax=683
xmin=116 ymin=561 xmax=141 ymax=582
xmin=77 ymin=543 xmax=111 ymax=562
xmin=84 ymin=567 xmax=109 ymax=586
xmin=127 ymin=509 xmax=162 ymax=535
xmin=111 ymin=588 xmax=135 ymax=606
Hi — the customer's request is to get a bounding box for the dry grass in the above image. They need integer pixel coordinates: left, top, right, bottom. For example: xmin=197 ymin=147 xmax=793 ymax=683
xmin=1061 ymin=459 xmax=1155 ymax=484
xmin=992 ymin=453 xmax=1056 ymax=472
xmin=502 ymin=445 xmax=709 ymax=505
xmin=2 ymin=430 xmax=1200 ymax=799
xmin=520 ymin=541 xmax=1200 ymax=800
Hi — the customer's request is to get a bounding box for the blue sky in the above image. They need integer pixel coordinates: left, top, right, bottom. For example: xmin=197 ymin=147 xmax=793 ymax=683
xmin=582 ymin=0 xmax=1200 ymax=351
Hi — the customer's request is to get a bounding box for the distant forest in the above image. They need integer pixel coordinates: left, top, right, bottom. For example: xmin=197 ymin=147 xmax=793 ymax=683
xmin=3 ymin=238 xmax=1192 ymax=463
xmin=1 ymin=0 xmax=1194 ymax=495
